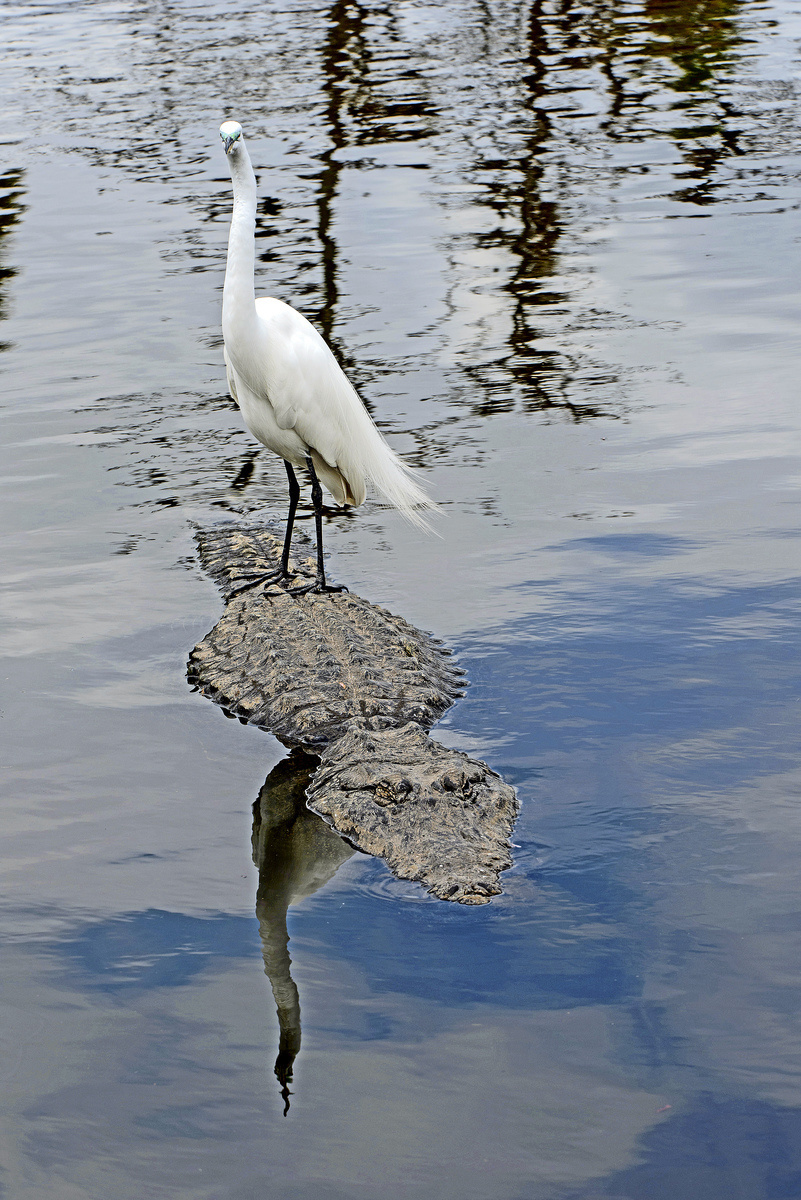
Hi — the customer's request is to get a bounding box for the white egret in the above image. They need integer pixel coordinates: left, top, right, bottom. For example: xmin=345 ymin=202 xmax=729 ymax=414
xmin=219 ymin=119 xmax=436 ymax=595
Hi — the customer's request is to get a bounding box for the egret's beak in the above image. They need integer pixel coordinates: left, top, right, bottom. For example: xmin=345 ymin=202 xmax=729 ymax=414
xmin=223 ymin=135 xmax=236 ymax=154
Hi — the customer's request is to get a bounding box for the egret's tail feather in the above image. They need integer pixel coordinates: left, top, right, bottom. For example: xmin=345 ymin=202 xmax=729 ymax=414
xmin=366 ymin=452 xmax=439 ymax=532
xmin=312 ymin=378 xmax=438 ymax=529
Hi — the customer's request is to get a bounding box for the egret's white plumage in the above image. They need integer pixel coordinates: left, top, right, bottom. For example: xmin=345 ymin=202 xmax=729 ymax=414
xmin=219 ymin=119 xmax=435 ymax=592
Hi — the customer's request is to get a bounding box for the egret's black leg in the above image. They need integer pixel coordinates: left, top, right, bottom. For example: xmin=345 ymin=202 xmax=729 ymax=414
xmin=286 ymin=455 xmax=347 ymax=595
xmin=227 ymin=460 xmax=302 ymax=598
xmin=280 ymin=460 xmax=300 ymax=575
xmin=309 ymin=456 xmax=327 ymax=587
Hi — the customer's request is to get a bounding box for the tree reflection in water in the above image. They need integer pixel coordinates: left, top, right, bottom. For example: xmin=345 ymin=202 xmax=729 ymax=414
xmin=306 ymin=0 xmax=749 ymax=425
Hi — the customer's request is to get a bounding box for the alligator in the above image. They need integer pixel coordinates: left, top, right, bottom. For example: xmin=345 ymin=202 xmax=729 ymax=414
xmin=187 ymin=524 xmax=519 ymax=904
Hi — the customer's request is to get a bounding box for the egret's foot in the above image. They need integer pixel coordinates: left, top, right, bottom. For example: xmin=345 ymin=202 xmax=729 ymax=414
xmin=286 ymin=578 xmax=349 ymax=597
xmin=227 ymin=568 xmax=291 ymax=598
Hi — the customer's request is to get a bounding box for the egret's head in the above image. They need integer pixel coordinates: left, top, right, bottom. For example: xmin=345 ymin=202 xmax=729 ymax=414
xmin=220 ymin=120 xmax=243 ymax=155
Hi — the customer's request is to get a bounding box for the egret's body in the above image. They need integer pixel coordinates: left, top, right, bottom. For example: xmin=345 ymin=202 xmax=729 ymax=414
xmin=219 ymin=119 xmax=434 ymax=593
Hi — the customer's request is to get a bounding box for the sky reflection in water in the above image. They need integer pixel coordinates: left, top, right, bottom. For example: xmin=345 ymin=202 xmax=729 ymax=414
xmin=2 ymin=0 xmax=801 ymax=1196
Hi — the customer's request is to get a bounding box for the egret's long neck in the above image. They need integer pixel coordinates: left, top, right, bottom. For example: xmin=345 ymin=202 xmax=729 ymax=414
xmin=223 ymin=143 xmax=258 ymax=342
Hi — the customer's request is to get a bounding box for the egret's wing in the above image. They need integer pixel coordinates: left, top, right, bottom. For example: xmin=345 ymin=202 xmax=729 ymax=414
xmin=223 ymin=346 xmax=239 ymax=404
xmin=254 ymin=297 xmax=366 ymax=465
xmin=248 ymin=298 xmax=434 ymax=523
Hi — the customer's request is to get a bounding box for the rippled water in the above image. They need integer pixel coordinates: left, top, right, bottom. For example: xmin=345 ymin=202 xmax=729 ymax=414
xmin=2 ymin=0 xmax=801 ymax=1196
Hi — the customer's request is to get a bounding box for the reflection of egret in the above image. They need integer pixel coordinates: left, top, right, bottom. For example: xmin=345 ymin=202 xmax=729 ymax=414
xmin=252 ymin=752 xmax=355 ymax=1114
xmin=219 ymin=120 xmax=436 ymax=594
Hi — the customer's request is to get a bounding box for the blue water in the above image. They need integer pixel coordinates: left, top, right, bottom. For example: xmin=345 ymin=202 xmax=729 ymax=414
xmin=2 ymin=0 xmax=801 ymax=1196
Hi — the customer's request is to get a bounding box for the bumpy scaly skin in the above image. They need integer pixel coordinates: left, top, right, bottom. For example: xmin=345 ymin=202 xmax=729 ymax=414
xmin=188 ymin=525 xmax=465 ymax=748
xmin=188 ymin=524 xmax=519 ymax=903
xmin=308 ymin=722 xmax=519 ymax=904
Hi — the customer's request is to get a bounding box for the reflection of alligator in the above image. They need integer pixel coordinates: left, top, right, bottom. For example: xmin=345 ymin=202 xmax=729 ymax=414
xmin=252 ymin=752 xmax=354 ymax=1114
xmin=188 ymin=524 xmax=519 ymax=903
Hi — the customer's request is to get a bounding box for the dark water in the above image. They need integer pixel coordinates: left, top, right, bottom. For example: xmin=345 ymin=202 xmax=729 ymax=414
xmin=2 ymin=0 xmax=801 ymax=1196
